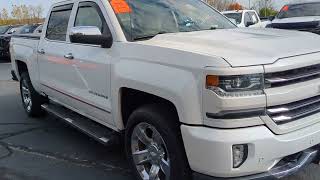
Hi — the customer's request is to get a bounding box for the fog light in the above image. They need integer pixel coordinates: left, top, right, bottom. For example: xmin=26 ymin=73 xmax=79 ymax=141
xmin=233 ymin=144 xmax=248 ymax=168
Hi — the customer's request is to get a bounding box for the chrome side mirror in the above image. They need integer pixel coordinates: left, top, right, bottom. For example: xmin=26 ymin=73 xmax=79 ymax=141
xmin=69 ymin=26 xmax=113 ymax=48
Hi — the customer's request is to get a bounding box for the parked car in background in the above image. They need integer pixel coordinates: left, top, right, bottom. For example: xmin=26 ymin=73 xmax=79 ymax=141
xmin=222 ymin=10 xmax=264 ymax=27
xmin=0 ymin=24 xmax=41 ymax=62
xmin=33 ymin=25 xmax=43 ymax=35
xmin=15 ymin=24 xmax=42 ymax=34
xmin=267 ymin=1 xmax=320 ymax=35
xmin=0 ymin=25 xmax=22 ymax=61
xmin=259 ymin=16 xmax=272 ymax=27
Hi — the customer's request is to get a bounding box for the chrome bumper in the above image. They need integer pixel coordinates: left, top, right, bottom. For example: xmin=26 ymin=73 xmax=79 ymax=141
xmin=193 ymin=148 xmax=319 ymax=180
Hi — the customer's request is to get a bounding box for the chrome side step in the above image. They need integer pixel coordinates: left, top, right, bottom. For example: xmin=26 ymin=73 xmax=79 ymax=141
xmin=41 ymin=103 xmax=119 ymax=146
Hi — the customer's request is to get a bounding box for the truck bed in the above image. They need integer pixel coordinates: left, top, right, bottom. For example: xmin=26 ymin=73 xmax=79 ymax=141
xmin=10 ymin=34 xmax=40 ymax=62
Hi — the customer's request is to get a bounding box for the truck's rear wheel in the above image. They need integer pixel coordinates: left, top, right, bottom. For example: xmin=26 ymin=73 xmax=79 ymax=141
xmin=125 ymin=104 xmax=191 ymax=180
xmin=20 ymin=72 xmax=45 ymax=117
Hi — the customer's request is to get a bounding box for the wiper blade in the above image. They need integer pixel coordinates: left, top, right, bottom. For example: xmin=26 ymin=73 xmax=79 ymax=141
xmin=133 ymin=31 xmax=169 ymax=41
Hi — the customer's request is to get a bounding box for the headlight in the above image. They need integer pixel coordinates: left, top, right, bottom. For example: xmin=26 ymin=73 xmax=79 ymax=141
xmin=206 ymin=74 xmax=264 ymax=97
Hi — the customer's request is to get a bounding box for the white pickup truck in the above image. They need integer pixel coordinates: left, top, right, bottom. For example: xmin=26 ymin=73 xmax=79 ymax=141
xmin=10 ymin=0 xmax=320 ymax=179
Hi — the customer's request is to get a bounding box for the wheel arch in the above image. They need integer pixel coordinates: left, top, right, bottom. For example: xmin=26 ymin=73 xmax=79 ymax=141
xmin=112 ymin=60 xmax=203 ymax=130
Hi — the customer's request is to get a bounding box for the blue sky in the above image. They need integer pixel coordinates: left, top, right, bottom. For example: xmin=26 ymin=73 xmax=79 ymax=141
xmin=0 ymin=0 xmax=313 ymax=17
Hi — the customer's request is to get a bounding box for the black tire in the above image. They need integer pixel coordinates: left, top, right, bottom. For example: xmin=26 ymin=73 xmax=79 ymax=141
xmin=20 ymin=72 xmax=45 ymax=117
xmin=125 ymin=104 xmax=191 ymax=180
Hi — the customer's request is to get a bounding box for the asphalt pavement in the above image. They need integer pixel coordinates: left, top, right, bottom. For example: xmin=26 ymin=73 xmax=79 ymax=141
xmin=0 ymin=62 xmax=319 ymax=180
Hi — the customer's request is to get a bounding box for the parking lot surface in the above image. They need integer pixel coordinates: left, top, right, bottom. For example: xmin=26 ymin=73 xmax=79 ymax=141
xmin=0 ymin=62 xmax=319 ymax=180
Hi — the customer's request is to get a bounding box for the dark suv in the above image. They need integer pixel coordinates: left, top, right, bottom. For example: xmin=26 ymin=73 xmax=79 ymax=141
xmin=0 ymin=24 xmax=41 ymax=62
xmin=267 ymin=2 xmax=320 ymax=35
xmin=0 ymin=25 xmax=21 ymax=60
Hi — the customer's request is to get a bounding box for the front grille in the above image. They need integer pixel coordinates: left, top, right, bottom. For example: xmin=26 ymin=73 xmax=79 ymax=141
xmin=265 ymin=64 xmax=320 ymax=88
xmin=267 ymin=95 xmax=320 ymax=124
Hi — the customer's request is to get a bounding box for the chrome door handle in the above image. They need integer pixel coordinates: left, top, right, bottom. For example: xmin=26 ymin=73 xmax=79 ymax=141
xmin=37 ymin=49 xmax=45 ymax=54
xmin=64 ymin=53 xmax=74 ymax=60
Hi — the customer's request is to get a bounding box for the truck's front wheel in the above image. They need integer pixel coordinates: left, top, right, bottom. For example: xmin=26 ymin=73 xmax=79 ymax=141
xmin=20 ymin=72 xmax=45 ymax=117
xmin=125 ymin=105 xmax=191 ymax=180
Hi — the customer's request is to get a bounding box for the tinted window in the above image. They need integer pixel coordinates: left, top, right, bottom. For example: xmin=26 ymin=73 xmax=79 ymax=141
xmin=244 ymin=12 xmax=252 ymax=25
xmin=0 ymin=26 xmax=10 ymax=34
xmin=277 ymin=3 xmax=320 ymax=19
xmin=249 ymin=12 xmax=258 ymax=24
xmin=75 ymin=5 xmax=103 ymax=31
xmin=16 ymin=25 xmax=39 ymax=34
xmin=46 ymin=5 xmax=73 ymax=41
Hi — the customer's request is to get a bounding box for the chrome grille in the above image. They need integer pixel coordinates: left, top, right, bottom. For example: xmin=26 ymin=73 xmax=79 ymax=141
xmin=265 ymin=64 xmax=320 ymax=88
xmin=267 ymin=95 xmax=320 ymax=124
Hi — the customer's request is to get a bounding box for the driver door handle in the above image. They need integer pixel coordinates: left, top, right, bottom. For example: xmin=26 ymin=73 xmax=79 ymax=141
xmin=64 ymin=53 xmax=74 ymax=60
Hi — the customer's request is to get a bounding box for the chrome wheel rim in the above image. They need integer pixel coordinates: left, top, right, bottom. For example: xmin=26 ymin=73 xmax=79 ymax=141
xmin=21 ymin=80 xmax=32 ymax=112
xmin=131 ymin=122 xmax=170 ymax=180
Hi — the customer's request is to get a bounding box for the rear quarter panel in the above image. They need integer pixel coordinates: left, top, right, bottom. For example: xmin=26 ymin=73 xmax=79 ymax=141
xmin=10 ymin=37 xmax=40 ymax=91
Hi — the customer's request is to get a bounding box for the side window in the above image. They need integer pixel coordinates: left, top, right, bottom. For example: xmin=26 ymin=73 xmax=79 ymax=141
xmin=46 ymin=4 xmax=73 ymax=41
xmin=74 ymin=2 xmax=110 ymax=35
xmin=244 ymin=12 xmax=252 ymax=25
xmin=249 ymin=12 xmax=258 ymax=24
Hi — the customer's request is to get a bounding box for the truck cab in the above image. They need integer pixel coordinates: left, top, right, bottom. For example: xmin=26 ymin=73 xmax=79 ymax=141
xmin=222 ymin=10 xmax=263 ymax=28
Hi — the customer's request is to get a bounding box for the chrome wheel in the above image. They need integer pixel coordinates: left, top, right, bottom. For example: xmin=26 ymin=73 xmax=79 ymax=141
xmin=21 ymin=79 xmax=32 ymax=112
xmin=131 ymin=122 xmax=170 ymax=180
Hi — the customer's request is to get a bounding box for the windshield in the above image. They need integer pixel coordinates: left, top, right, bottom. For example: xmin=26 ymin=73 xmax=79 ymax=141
xmin=223 ymin=13 xmax=242 ymax=24
xmin=16 ymin=25 xmax=39 ymax=34
xmin=277 ymin=3 xmax=320 ymax=19
xmin=110 ymin=0 xmax=236 ymax=41
xmin=0 ymin=26 xmax=10 ymax=35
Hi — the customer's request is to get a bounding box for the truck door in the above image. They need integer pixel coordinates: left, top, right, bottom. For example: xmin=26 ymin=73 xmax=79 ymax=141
xmin=38 ymin=4 xmax=81 ymax=107
xmin=64 ymin=0 xmax=113 ymax=126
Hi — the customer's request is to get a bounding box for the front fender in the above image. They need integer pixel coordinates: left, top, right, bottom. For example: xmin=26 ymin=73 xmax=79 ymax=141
xmin=112 ymin=59 xmax=203 ymax=130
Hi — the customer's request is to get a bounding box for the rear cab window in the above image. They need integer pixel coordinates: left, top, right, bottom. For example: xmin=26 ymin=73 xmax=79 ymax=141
xmin=46 ymin=4 xmax=73 ymax=41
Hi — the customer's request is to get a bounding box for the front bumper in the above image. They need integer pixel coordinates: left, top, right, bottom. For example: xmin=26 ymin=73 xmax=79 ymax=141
xmin=181 ymin=122 xmax=320 ymax=179
xmin=193 ymin=148 xmax=318 ymax=180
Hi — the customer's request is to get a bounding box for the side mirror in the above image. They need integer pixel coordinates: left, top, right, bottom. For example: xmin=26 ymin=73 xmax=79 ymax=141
xmin=246 ymin=21 xmax=255 ymax=27
xmin=69 ymin=26 xmax=113 ymax=48
xmin=268 ymin=16 xmax=275 ymax=21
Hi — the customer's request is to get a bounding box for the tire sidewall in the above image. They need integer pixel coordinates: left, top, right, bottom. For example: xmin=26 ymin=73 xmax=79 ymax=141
xmin=125 ymin=106 xmax=190 ymax=180
xmin=19 ymin=73 xmax=43 ymax=117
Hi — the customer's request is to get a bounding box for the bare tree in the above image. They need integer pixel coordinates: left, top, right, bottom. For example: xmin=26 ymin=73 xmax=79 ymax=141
xmin=1 ymin=9 xmax=9 ymax=20
xmin=253 ymin=0 xmax=275 ymax=12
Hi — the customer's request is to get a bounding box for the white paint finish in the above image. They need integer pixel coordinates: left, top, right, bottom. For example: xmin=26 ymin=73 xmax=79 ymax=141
xmin=222 ymin=10 xmax=264 ymax=28
xmin=182 ymin=122 xmax=320 ymax=177
xmin=111 ymin=54 xmax=203 ymax=126
xmin=264 ymin=52 xmax=320 ymax=73
xmin=10 ymin=38 xmax=41 ymax=91
xmin=9 ymin=0 xmax=320 ymax=178
xmin=139 ymin=28 xmax=320 ymax=67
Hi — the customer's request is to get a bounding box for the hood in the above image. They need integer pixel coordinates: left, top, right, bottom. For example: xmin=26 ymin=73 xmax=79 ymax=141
xmin=139 ymin=28 xmax=320 ymax=67
xmin=271 ymin=16 xmax=320 ymax=30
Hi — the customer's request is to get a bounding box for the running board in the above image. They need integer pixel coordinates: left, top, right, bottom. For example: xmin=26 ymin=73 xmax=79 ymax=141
xmin=41 ymin=103 xmax=120 ymax=146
